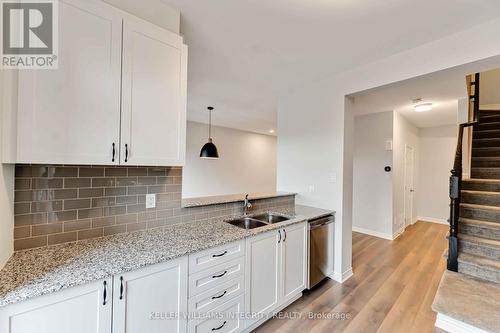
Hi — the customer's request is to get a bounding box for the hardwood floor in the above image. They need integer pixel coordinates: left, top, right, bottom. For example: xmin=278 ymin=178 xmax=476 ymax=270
xmin=253 ymin=221 xmax=448 ymax=333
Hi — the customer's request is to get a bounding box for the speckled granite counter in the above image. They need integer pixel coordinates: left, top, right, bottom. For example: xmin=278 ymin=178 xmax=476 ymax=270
xmin=0 ymin=205 xmax=333 ymax=308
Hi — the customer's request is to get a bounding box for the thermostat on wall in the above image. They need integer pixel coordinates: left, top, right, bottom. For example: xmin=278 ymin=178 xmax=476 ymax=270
xmin=385 ymin=139 xmax=393 ymax=151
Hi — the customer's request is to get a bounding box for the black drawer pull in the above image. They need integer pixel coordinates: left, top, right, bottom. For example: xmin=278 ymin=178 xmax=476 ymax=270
xmin=103 ymin=281 xmax=107 ymax=306
xmin=111 ymin=143 xmax=115 ymax=162
xmin=212 ymin=271 xmax=227 ymax=279
xmin=211 ymin=290 xmax=227 ymax=300
xmin=278 ymin=230 xmax=281 ymax=243
xmin=212 ymin=321 xmax=227 ymax=331
xmin=212 ymin=251 xmax=227 ymax=258
xmin=119 ymin=276 xmax=124 ymax=300
xmin=124 ymin=144 xmax=129 ymax=162
xmin=283 ymin=229 xmax=287 ymax=242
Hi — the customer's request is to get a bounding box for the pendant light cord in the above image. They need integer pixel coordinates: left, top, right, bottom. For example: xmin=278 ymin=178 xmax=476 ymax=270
xmin=209 ymin=108 xmax=212 ymax=140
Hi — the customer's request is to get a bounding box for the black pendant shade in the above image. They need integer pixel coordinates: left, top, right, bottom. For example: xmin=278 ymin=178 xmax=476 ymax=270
xmin=200 ymin=107 xmax=220 ymax=159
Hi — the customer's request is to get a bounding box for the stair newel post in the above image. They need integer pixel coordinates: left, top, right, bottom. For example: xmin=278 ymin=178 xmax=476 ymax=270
xmin=448 ymin=168 xmax=460 ymax=272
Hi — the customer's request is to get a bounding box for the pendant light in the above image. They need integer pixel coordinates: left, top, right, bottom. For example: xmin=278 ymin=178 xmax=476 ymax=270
xmin=199 ymin=106 xmax=220 ymax=159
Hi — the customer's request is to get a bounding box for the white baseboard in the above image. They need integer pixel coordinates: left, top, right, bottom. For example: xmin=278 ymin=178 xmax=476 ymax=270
xmin=435 ymin=313 xmax=490 ymax=333
xmin=330 ymin=267 xmax=353 ymax=283
xmin=392 ymin=226 xmax=405 ymax=240
xmin=352 ymin=226 xmax=393 ymax=240
xmin=417 ymin=216 xmax=448 ymax=225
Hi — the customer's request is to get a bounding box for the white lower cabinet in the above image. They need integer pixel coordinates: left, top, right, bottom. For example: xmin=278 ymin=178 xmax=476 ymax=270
xmin=0 ymin=227 xmax=307 ymax=333
xmin=0 ymin=278 xmax=112 ymax=333
xmin=188 ymin=294 xmax=245 ymax=333
xmin=188 ymin=241 xmax=246 ymax=333
xmin=112 ymin=257 xmax=188 ymax=333
xmin=245 ymin=222 xmax=307 ymax=328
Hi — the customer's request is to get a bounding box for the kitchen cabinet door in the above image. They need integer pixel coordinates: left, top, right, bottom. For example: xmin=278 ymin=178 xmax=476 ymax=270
xmin=112 ymin=257 xmax=188 ymax=333
xmin=281 ymin=222 xmax=307 ymax=303
xmin=14 ymin=0 xmax=122 ymax=165
xmin=0 ymin=278 xmax=112 ymax=333
xmin=245 ymin=229 xmax=281 ymax=326
xmin=120 ymin=15 xmax=187 ymax=166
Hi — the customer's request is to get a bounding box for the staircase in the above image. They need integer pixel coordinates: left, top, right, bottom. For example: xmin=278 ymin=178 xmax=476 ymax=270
xmin=433 ymin=73 xmax=500 ymax=333
xmin=459 ymin=109 xmax=500 ymax=283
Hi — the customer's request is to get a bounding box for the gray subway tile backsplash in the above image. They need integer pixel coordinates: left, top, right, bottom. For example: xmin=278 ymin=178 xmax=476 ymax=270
xmin=13 ymin=165 xmax=295 ymax=251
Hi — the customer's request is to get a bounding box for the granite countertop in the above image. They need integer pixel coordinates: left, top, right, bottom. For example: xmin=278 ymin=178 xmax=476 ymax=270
xmin=181 ymin=191 xmax=297 ymax=208
xmin=0 ymin=205 xmax=333 ymax=308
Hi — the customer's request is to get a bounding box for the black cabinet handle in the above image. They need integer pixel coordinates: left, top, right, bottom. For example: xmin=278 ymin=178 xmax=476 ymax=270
xmin=283 ymin=229 xmax=287 ymax=242
xmin=119 ymin=276 xmax=124 ymax=300
xmin=212 ymin=321 xmax=227 ymax=331
xmin=124 ymin=144 xmax=129 ymax=162
xmin=211 ymin=290 xmax=227 ymax=300
xmin=212 ymin=271 xmax=227 ymax=279
xmin=278 ymin=230 xmax=281 ymax=243
xmin=212 ymin=251 xmax=227 ymax=258
xmin=103 ymin=281 xmax=107 ymax=306
xmin=112 ymin=143 xmax=116 ymax=162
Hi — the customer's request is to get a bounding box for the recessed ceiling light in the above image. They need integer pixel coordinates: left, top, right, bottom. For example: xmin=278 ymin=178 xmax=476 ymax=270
xmin=414 ymin=103 xmax=432 ymax=112
xmin=269 ymin=129 xmax=275 ymax=134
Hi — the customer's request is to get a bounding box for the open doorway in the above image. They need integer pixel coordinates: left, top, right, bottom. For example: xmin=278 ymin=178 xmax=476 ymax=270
xmin=350 ymin=61 xmax=500 ymax=240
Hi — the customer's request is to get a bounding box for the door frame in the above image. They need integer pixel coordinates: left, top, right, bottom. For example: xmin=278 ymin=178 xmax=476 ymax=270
xmin=403 ymin=144 xmax=415 ymax=228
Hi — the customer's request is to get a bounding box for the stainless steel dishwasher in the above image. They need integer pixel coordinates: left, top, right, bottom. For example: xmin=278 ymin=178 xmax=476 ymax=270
xmin=308 ymin=214 xmax=335 ymax=289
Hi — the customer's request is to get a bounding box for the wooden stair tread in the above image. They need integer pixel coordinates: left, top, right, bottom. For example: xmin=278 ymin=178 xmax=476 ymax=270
xmin=462 ymin=190 xmax=500 ymax=195
xmin=460 ymin=218 xmax=500 ymax=229
xmin=458 ymin=233 xmax=500 ymax=249
xmin=458 ymin=252 xmax=500 ymax=270
xmin=432 ymin=271 xmax=500 ymax=333
xmin=461 ymin=203 xmax=500 ymax=211
xmin=464 ymin=178 xmax=500 ymax=183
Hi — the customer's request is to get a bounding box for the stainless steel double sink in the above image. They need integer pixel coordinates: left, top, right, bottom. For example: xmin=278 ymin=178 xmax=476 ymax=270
xmin=226 ymin=213 xmax=290 ymax=230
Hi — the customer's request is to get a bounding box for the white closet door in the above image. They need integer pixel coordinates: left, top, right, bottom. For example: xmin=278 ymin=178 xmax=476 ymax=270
xmin=16 ymin=0 xmax=122 ymax=165
xmin=120 ymin=16 xmax=187 ymax=166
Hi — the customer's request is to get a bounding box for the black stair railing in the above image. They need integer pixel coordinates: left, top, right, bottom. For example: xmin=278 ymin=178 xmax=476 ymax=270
xmin=447 ymin=72 xmax=480 ymax=271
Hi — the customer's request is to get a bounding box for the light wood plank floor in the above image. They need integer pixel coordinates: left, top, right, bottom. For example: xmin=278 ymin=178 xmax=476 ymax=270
xmin=253 ymin=221 xmax=448 ymax=333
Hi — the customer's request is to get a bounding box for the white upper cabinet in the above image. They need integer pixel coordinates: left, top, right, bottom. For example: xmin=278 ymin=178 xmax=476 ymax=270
xmin=14 ymin=0 xmax=123 ymax=165
xmin=121 ymin=17 xmax=187 ymax=166
xmin=5 ymin=0 xmax=187 ymax=166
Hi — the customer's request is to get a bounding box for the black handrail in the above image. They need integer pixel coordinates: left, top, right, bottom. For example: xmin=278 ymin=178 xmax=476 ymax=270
xmin=447 ymin=73 xmax=479 ymax=271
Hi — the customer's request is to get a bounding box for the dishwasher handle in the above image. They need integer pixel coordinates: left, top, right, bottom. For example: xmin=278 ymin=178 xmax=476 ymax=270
xmin=309 ymin=216 xmax=334 ymax=230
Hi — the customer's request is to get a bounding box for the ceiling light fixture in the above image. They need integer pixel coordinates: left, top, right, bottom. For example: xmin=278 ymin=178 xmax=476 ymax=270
xmin=412 ymin=98 xmax=432 ymax=112
xmin=414 ymin=103 xmax=433 ymax=112
xmin=269 ymin=129 xmax=275 ymax=134
xmin=199 ymin=106 xmax=220 ymax=159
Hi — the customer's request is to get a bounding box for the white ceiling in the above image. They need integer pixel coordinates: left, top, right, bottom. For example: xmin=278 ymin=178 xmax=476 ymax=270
xmin=351 ymin=57 xmax=500 ymax=128
xmin=161 ymin=0 xmax=500 ymax=134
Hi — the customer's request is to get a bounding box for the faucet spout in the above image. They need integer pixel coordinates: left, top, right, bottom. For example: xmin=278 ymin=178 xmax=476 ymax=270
xmin=243 ymin=194 xmax=252 ymax=216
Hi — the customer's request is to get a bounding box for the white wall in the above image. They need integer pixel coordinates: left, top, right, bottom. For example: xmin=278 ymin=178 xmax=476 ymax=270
xmin=479 ymin=68 xmax=500 ymax=106
xmin=0 ymin=70 xmax=15 ymax=268
xmin=102 ymin=0 xmax=180 ymax=33
xmin=352 ymin=111 xmax=394 ymax=238
xmin=183 ymin=121 xmax=277 ymax=198
xmin=277 ymin=17 xmax=500 ymax=282
xmin=417 ymin=125 xmax=457 ymax=223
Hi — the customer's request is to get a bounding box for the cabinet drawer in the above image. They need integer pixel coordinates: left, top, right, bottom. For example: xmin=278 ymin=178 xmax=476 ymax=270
xmin=189 ymin=257 xmax=244 ymax=297
xmin=188 ymin=275 xmax=244 ymax=314
xmin=189 ymin=240 xmax=244 ymax=274
xmin=188 ymin=294 xmax=245 ymax=333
